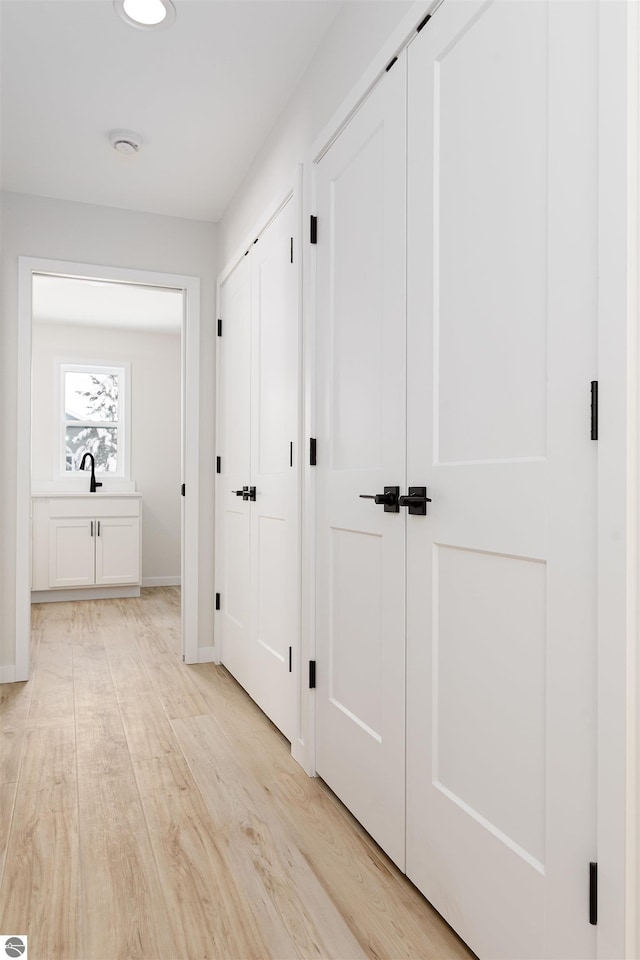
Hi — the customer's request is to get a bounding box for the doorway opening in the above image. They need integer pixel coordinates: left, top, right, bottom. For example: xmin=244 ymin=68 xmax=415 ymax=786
xmin=15 ymin=258 xmax=201 ymax=679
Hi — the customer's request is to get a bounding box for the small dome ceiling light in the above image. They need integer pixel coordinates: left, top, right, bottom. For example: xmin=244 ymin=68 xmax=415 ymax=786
xmin=109 ymin=129 xmax=143 ymax=155
xmin=114 ymin=0 xmax=176 ymax=30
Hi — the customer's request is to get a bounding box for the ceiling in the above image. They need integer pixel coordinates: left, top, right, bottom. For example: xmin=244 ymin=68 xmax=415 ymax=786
xmin=32 ymin=274 xmax=184 ymax=333
xmin=0 ymin=0 xmax=342 ymax=222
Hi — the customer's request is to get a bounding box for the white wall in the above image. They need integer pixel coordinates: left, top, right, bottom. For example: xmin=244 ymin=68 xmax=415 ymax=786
xmin=0 ymin=191 xmax=217 ymax=667
xmin=32 ymin=320 xmax=182 ymax=583
xmin=217 ymin=1 xmax=414 ymax=264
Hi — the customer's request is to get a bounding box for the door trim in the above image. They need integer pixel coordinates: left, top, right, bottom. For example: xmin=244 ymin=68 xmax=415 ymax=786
xmin=15 ymin=256 xmax=201 ymax=675
xmin=627 ymin=8 xmax=640 ymax=954
xmin=598 ymin=2 xmax=640 ymax=956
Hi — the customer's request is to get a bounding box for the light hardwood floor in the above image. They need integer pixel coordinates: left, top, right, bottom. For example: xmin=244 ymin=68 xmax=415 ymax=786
xmin=0 ymin=588 xmax=474 ymax=960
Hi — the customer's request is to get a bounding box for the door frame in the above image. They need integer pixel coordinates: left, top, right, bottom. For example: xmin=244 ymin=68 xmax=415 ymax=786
xmin=597 ymin=2 xmax=640 ymax=956
xmin=629 ymin=5 xmax=640 ymax=952
xmin=214 ymin=165 xmax=304 ymax=754
xmin=301 ymin=0 xmax=639 ymax=953
xmin=15 ymin=256 xmax=201 ymax=674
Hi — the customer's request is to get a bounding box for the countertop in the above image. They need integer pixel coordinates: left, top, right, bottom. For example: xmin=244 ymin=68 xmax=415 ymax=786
xmin=32 ymin=491 xmax=142 ymax=498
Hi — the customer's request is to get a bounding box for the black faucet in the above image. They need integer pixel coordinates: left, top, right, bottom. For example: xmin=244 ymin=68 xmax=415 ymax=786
xmin=79 ymin=452 xmax=102 ymax=493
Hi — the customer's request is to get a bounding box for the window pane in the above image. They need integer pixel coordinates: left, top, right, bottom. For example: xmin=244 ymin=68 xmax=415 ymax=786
xmin=65 ymin=371 xmax=119 ymax=423
xmin=66 ymin=427 xmax=118 ymax=472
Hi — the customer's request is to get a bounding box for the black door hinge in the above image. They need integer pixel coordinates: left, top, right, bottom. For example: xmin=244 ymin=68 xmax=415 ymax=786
xmin=309 ymin=660 xmax=316 ymax=688
xmin=181 ymin=483 xmax=185 ymax=497
xmin=290 ymin=441 xmax=293 ymax=467
xmin=217 ymin=318 xmax=222 ymax=337
xmin=288 ymin=647 xmax=292 ymax=673
xmin=215 ymin=592 xmax=221 ymax=611
xmin=589 ymin=862 xmax=598 ymax=925
xmin=310 ymin=215 xmax=318 ymax=245
xmin=310 ymin=438 xmax=317 ymax=466
xmin=385 ymin=56 xmax=398 ymax=72
xmin=591 ymin=381 xmax=598 ymax=440
xmin=216 ymin=456 xmax=221 ymax=474
xmin=417 ymin=12 xmax=431 ymax=32
xmin=290 ymin=237 xmax=294 ymax=263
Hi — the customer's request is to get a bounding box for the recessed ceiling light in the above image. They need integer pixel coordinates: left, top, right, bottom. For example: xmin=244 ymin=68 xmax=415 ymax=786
xmin=114 ymin=0 xmax=176 ymax=31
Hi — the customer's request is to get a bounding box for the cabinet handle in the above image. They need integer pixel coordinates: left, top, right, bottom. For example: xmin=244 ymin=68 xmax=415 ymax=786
xmin=91 ymin=521 xmax=94 ymax=537
xmin=97 ymin=520 xmax=101 ymax=536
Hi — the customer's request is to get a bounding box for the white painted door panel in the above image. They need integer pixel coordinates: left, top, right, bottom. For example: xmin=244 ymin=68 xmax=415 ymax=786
xmin=406 ymin=3 xmax=597 ymax=957
xmin=217 ymin=256 xmax=252 ymax=685
xmin=249 ymin=198 xmax=298 ymax=741
xmin=48 ymin=517 xmax=94 ymax=587
xmin=95 ymin=517 xmax=140 ymax=585
xmin=315 ymin=55 xmax=407 ymax=868
xmin=216 ymin=201 xmax=299 ymax=741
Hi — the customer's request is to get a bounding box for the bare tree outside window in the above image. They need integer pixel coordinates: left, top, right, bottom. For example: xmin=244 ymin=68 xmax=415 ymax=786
xmin=63 ymin=367 xmax=122 ymax=472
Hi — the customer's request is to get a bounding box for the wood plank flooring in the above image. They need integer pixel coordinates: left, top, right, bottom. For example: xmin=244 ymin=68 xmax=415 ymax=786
xmin=0 ymin=588 xmax=474 ymax=960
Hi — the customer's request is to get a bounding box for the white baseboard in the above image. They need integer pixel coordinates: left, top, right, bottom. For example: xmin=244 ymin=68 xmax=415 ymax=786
xmin=197 ymin=646 xmax=217 ymax=664
xmin=32 ymin=586 xmax=141 ymax=603
xmin=0 ymin=665 xmax=17 ymax=684
xmin=142 ymin=577 xmax=181 ymax=587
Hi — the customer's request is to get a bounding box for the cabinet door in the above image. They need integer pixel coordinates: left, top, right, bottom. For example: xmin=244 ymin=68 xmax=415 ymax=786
xmin=406 ymin=2 xmax=597 ymax=957
xmin=48 ymin=517 xmax=95 ymax=587
xmin=314 ymin=55 xmax=407 ymax=868
xmin=95 ymin=517 xmax=140 ymax=585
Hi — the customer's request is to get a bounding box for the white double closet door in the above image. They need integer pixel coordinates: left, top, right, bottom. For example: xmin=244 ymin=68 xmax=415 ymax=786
xmin=216 ymin=198 xmax=298 ymax=741
xmin=315 ymin=3 xmax=597 ymax=957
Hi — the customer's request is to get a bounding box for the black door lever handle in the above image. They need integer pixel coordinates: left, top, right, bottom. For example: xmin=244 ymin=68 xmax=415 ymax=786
xmin=237 ymin=486 xmax=257 ymax=502
xmin=231 ymin=487 xmax=255 ymax=501
xmin=359 ymin=486 xmax=400 ymax=513
xmin=398 ymin=487 xmax=432 ymax=516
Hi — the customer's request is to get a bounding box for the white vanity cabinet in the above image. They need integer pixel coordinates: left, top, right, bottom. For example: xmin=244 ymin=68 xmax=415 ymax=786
xmin=32 ymin=494 xmax=142 ymax=600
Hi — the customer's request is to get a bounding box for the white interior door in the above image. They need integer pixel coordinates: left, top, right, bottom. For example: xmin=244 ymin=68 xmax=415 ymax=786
xmin=314 ymin=54 xmax=407 ymax=868
xmin=217 ymin=256 xmax=252 ymax=685
xmin=405 ymin=3 xmax=597 ymax=957
xmin=248 ymin=198 xmax=298 ymax=741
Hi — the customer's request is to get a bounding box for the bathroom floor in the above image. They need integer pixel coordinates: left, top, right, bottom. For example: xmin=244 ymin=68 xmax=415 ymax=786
xmin=0 ymin=587 xmax=473 ymax=960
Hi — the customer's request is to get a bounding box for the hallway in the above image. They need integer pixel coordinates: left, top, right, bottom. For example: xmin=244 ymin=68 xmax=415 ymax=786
xmin=0 ymin=588 xmax=472 ymax=960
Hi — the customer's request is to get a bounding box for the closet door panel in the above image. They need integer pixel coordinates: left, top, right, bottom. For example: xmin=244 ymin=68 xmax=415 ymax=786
xmin=315 ymin=54 xmax=407 ymax=868
xmin=406 ymin=2 xmax=597 ymax=957
xmin=217 ymin=256 xmax=252 ymax=686
xmin=249 ymin=197 xmax=298 ymax=741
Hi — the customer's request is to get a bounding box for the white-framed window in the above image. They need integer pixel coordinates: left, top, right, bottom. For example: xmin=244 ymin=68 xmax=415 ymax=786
xmin=58 ymin=362 xmax=130 ymax=479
